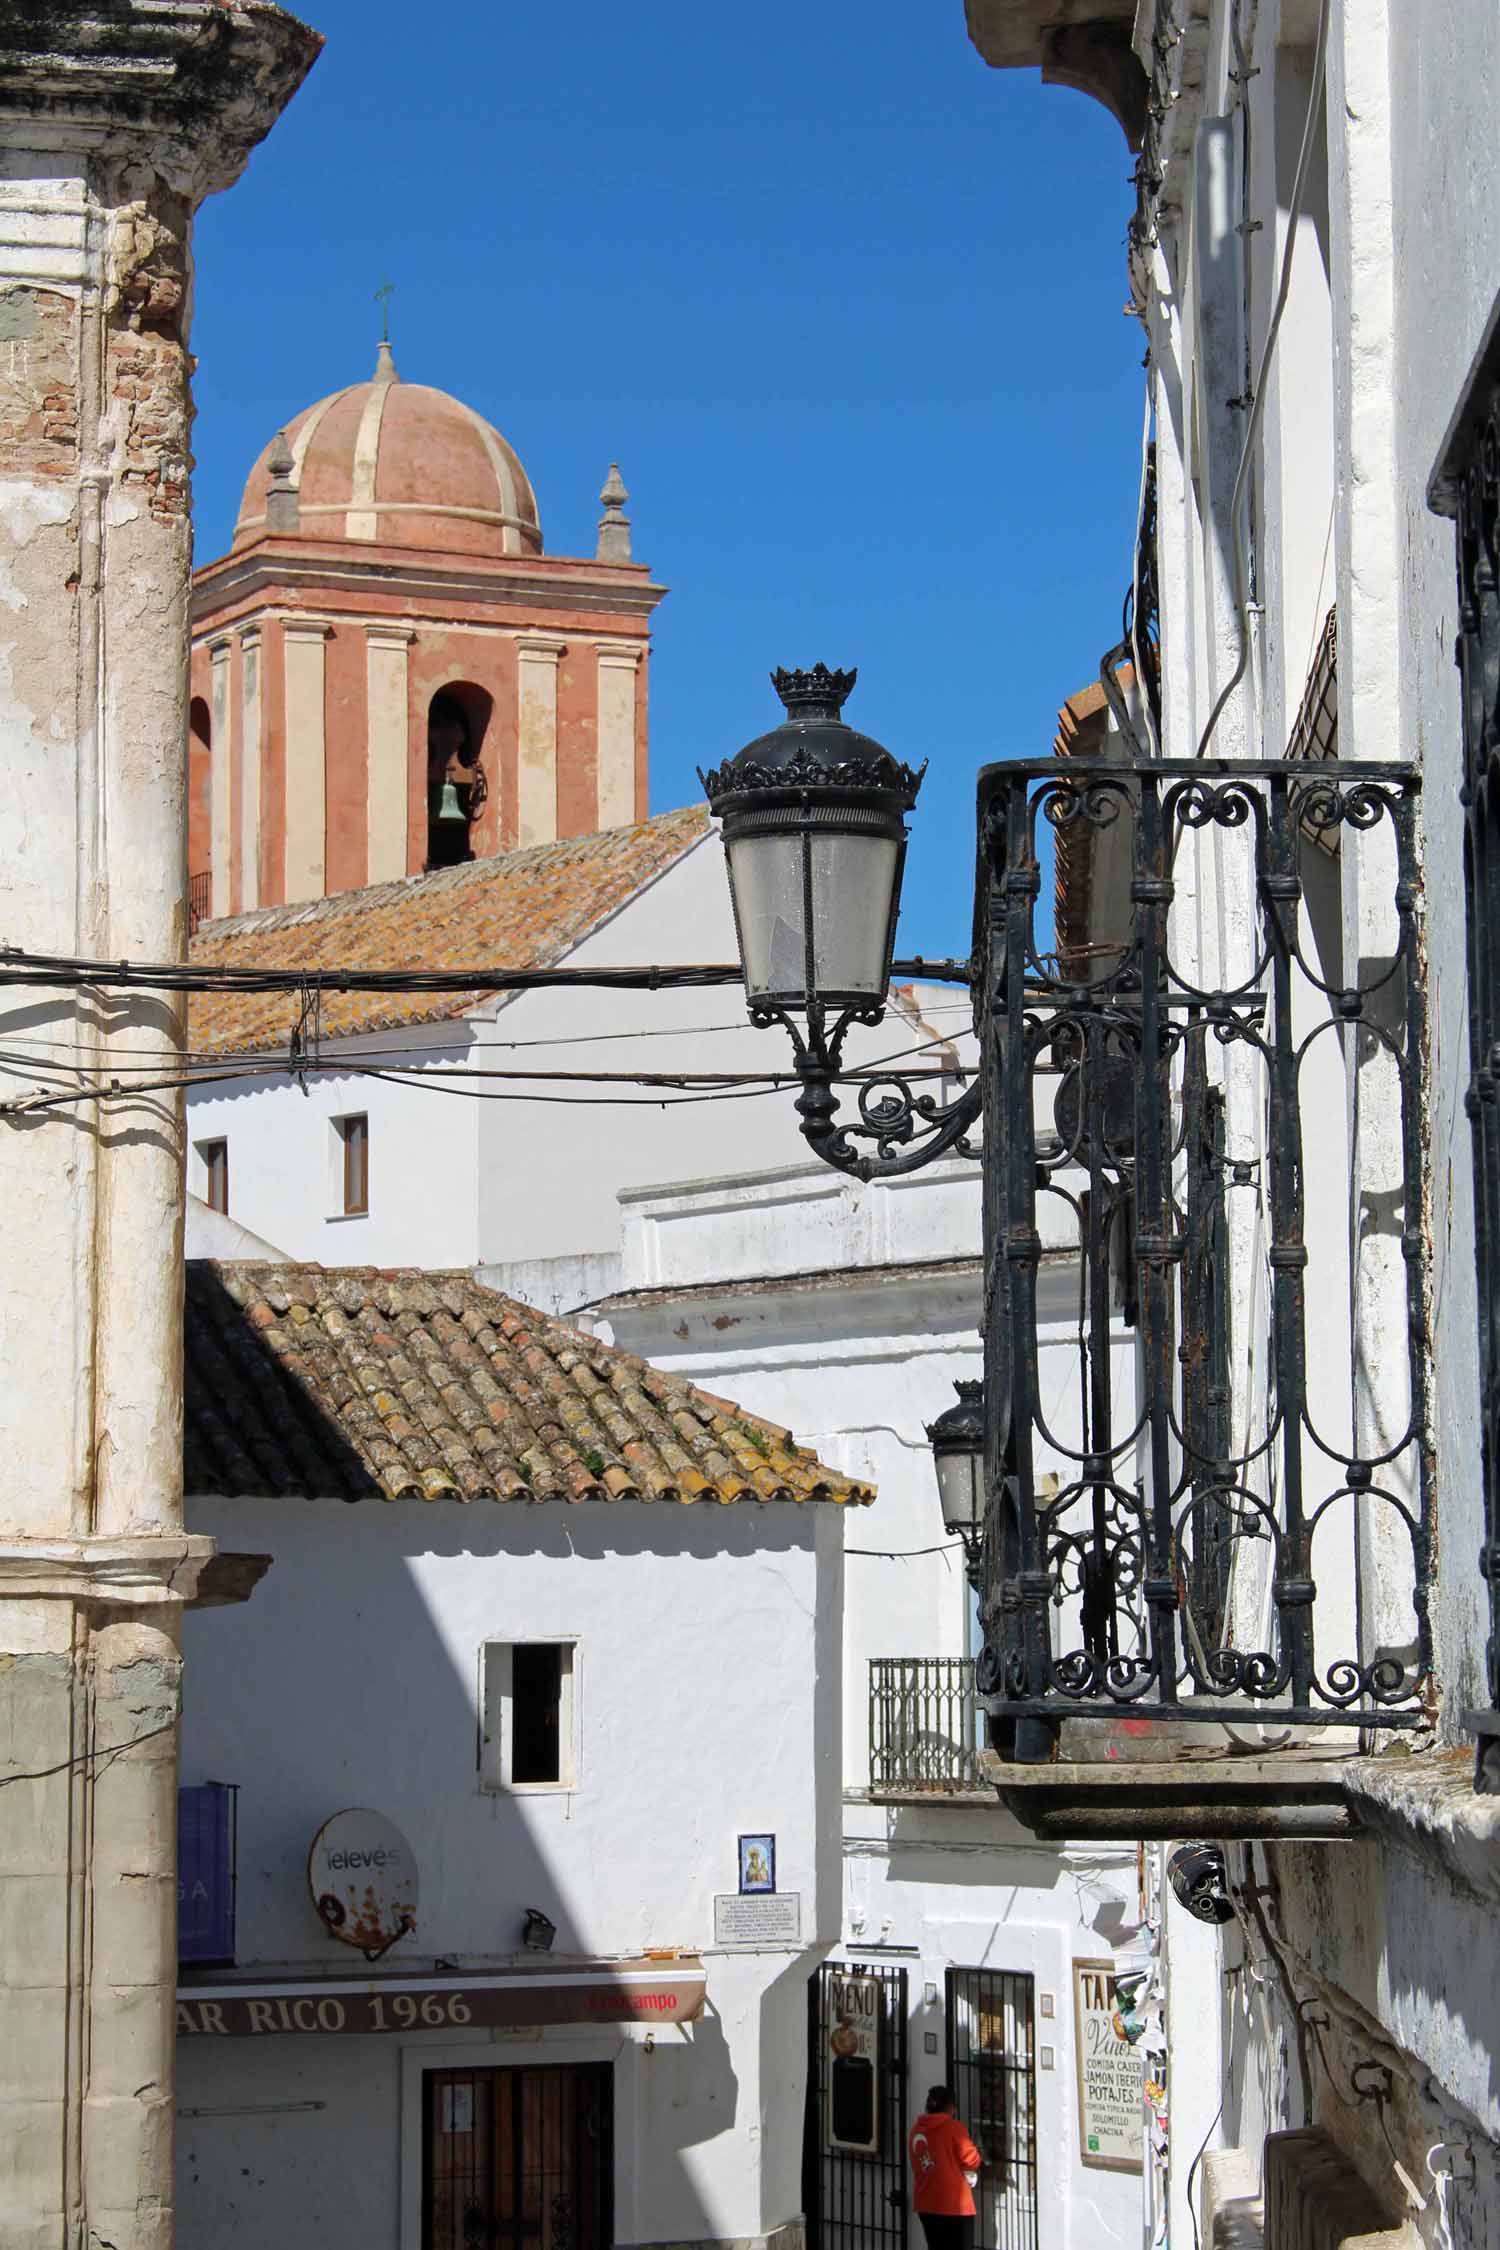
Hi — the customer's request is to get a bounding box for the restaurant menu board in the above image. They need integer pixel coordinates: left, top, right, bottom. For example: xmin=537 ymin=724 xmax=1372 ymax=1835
xmin=1072 ymin=1959 xmax=1145 ymax=2173
xmin=826 ymin=1969 xmax=881 ymax=2153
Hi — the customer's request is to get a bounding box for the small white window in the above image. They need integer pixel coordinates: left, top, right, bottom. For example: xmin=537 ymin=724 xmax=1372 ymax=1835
xmin=480 ymin=1642 xmax=577 ymax=1791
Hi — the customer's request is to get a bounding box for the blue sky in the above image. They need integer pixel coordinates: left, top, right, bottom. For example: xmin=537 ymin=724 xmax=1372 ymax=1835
xmin=190 ymin=0 xmax=1143 ymax=958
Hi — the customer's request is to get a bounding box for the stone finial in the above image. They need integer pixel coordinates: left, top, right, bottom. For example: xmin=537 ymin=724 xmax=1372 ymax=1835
xmin=596 ymin=461 xmax=632 ymax=563
xmin=264 ymin=428 xmax=299 ymax=533
xmin=373 ymin=337 xmax=400 ymax=384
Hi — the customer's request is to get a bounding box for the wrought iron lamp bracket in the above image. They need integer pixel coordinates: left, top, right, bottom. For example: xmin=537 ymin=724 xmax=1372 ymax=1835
xmin=756 ymin=992 xmax=985 ymax=1181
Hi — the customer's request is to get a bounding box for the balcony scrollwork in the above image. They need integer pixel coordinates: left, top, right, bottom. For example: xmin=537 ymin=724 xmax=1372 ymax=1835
xmin=974 ymin=758 xmax=1431 ymax=1751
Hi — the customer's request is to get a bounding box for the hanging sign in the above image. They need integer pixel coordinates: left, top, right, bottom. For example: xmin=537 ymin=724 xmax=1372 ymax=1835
xmin=1072 ymin=1959 xmax=1145 ymax=2173
xmin=826 ymin=1969 xmax=881 ymax=2154
xmin=308 ymin=1809 xmax=418 ymax=1957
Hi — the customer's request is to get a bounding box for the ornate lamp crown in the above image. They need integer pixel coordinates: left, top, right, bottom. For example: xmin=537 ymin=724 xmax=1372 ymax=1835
xmin=771 ymin=663 xmax=857 ymax=721
xmin=698 ymin=660 xmax=924 ymax=809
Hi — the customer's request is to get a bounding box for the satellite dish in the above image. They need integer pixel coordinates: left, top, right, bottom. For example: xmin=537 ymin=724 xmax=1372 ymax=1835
xmin=308 ymin=1808 xmax=418 ymax=1959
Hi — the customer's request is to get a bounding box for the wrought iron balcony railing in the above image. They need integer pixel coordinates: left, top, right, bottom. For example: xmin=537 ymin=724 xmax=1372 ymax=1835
xmin=188 ymin=869 xmax=212 ymax=935
xmin=973 ymin=759 xmax=1429 ymax=1754
xmin=869 ymin=1657 xmax=988 ymax=1796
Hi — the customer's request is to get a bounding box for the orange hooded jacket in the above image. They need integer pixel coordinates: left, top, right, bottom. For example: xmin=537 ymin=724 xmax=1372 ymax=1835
xmin=907 ymin=2110 xmax=982 ymax=2216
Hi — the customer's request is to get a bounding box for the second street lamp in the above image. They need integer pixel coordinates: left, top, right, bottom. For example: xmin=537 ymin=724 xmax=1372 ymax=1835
xmin=926 ymin=1379 xmax=985 ymax=1577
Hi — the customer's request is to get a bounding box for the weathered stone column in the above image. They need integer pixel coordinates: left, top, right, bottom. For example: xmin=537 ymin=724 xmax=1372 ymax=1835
xmin=0 ymin=11 xmax=319 ymax=2248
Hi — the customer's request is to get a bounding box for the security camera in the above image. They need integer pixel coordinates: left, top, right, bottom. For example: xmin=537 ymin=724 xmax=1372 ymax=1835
xmin=1167 ymin=1841 xmax=1234 ymax=1924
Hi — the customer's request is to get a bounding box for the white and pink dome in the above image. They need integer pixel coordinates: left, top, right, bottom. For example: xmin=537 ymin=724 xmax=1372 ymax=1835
xmin=234 ymin=345 xmax=542 ymax=560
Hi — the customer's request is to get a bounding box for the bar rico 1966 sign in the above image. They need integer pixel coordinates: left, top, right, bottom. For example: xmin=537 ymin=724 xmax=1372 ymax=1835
xmin=177 ymin=1965 xmax=706 ymax=2038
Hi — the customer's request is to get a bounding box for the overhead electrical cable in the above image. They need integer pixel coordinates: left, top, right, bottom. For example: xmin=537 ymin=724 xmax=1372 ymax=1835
xmin=0 ymin=948 xmax=972 ymax=998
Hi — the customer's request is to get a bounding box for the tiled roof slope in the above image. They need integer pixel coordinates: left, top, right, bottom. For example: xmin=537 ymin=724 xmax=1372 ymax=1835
xmin=184 ymin=1262 xmax=874 ymax=1508
xmin=187 ymin=805 xmax=710 ymax=1057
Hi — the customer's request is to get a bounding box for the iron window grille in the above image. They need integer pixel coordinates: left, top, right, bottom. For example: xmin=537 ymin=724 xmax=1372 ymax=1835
xmin=973 ymin=758 xmax=1430 ymax=1739
xmin=422 ymin=2062 xmax=612 ymax=2250
xmin=868 ymin=1658 xmax=985 ymax=1794
xmin=946 ymin=1966 xmax=1039 ymax=2250
xmin=804 ymin=1961 xmax=910 ymax=2250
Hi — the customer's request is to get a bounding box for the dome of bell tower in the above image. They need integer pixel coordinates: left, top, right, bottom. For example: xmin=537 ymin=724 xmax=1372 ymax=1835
xmin=233 ymin=344 xmax=542 ymax=560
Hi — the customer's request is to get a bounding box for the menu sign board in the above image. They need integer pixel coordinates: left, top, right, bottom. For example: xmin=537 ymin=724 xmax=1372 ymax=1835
xmin=1072 ymin=1959 xmax=1145 ymax=2174
xmin=826 ymin=1969 xmax=881 ymax=2154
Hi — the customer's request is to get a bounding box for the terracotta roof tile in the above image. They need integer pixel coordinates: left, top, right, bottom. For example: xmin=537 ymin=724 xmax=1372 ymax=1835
xmin=187 ymin=805 xmax=710 ymax=1057
xmin=184 ymin=1262 xmax=874 ymax=1509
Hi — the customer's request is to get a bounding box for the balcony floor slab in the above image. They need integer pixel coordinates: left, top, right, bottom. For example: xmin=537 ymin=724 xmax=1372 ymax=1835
xmin=979 ymin=1749 xmax=1367 ymax=1842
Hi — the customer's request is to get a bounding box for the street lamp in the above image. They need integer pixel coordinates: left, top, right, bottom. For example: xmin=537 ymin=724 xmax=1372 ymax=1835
xmin=704 ymin=648 xmax=1434 ymax=1779
xmin=700 ymin=665 xmax=982 ymax=1177
xmin=926 ymin=1380 xmax=985 ymax=1574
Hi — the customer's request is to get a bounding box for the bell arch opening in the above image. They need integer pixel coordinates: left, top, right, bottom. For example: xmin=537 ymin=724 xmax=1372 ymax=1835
xmin=424 ymin=683 xmax=494 ymax=871
xmin=188 ymin=694 xmax=212 ymax=924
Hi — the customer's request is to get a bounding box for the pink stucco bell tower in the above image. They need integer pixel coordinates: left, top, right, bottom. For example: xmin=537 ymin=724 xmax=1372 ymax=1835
xmin=188 ymin=343 xmax=665 ymax=918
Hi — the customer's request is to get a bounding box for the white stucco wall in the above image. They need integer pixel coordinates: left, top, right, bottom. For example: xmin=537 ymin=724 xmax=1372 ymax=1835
xmin=177 ymin=1492 xmax=844 ymax=2248
xmin=183 ymin=836 xmax=975 ymax=1281
xmin=184 ymin=1026 xmax=481 ymax=1270
xmin=591 ymin=1157 xmax=1140 ymax=2250
xmin=1131 ymin=0 xmax=1500 ymax=2237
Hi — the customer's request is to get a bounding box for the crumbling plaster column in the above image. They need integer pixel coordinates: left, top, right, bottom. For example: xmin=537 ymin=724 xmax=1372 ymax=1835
xmin=0 ymin=11 xmax=319 ymax=2249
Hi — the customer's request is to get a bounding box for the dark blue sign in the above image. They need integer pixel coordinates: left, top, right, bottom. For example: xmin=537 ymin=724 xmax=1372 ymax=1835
xmin=178 ymin=1783 xmax=236 ymax=1964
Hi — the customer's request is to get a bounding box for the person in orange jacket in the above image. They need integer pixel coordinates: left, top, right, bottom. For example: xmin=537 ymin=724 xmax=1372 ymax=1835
xmin=907 ymin=2083 xmax=983 ymax=2250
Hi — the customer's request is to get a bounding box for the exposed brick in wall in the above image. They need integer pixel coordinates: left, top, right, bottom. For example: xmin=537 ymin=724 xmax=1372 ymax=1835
xmin=105 ymin=189 xmax=192 ymax=528
xmin=0 ymin=284 xmax=80 ymax=476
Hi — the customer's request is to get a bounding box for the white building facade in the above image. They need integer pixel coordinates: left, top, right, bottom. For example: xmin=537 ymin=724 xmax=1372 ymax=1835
xmin=176 ymin=812 xmax=1146 ymax=2245
xmin=965 ymin=2 xmax=1500 ymax=2245
xmin=593 ymin=1157 xmax=1142 ymax=2250
xmin=174 ymin=1264 xmax=855 ymax=2250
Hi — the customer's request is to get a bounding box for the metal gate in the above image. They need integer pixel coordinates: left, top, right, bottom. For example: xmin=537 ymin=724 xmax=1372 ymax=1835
xmin=805 ymin=1960 xmax=909 ymax=2250
xmin=946 ymin=1967 xmax=1039 ymax=2250
xmin=422 ymin=2061 xmax=612 ymax=2250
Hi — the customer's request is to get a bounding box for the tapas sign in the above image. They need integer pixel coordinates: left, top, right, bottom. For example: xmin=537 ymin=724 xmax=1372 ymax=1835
xmin=1072 ymin=1959 xmax=1145 ymax=2173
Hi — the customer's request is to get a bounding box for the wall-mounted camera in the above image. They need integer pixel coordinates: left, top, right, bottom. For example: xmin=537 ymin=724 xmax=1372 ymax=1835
xmin=1167 ymin=1842 xmax=1234 ymax=1925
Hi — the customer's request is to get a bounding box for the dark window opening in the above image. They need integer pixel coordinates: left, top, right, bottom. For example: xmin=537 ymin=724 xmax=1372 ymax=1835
xmin=425 ymin=686 xmax=492 ymax=871
xmin=512 ymin=1643 xmax=565 ymax=1783
xmin=337 ymin=1113 xmax=369 ymax=1216
xmin=200 ymin=1139 xmax=228 ymax=1215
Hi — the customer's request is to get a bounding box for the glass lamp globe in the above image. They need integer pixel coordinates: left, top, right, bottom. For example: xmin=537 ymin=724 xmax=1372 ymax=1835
xmin=926 ymin=1379 xmax=985 ymax=1543
xmin=699 ymin=664 xmax=925 ymax=1015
